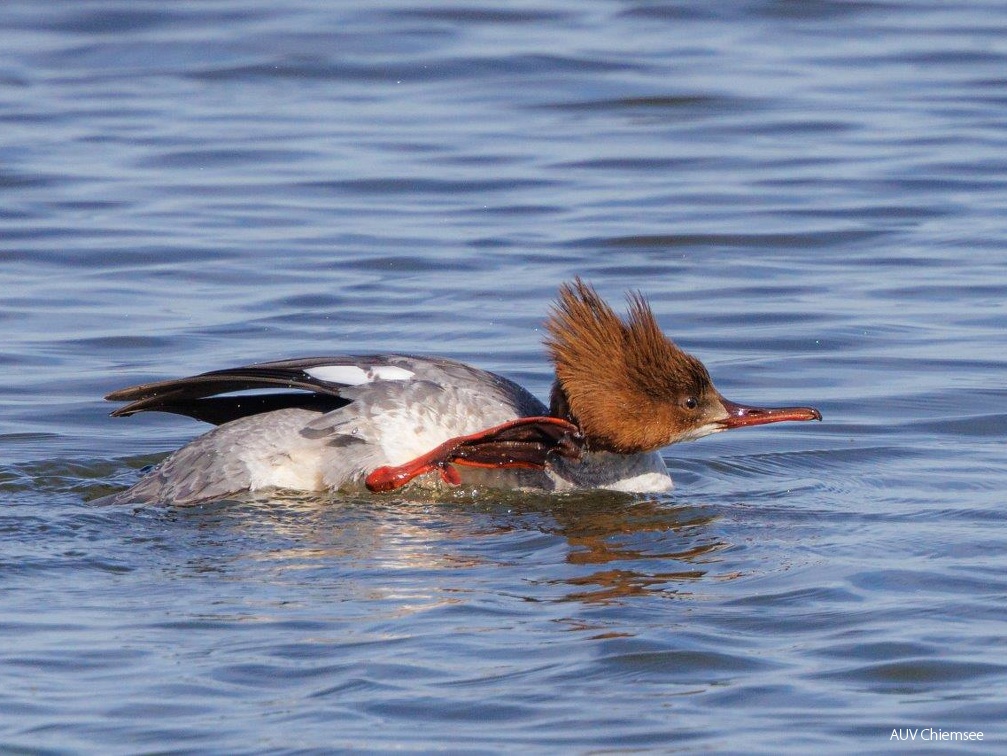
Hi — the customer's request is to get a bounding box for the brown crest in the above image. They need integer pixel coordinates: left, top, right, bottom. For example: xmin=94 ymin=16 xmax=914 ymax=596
xmin=544 ymin=279 xmax=717 ymax=453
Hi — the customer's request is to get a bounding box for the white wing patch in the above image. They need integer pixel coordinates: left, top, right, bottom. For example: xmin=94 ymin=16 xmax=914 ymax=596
xmin=305 ymin=364 xmax=415 ymax=386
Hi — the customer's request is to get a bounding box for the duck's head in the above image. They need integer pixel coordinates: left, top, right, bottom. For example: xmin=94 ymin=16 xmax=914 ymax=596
xmin=544 ymin=279 xmax=822 ymax=455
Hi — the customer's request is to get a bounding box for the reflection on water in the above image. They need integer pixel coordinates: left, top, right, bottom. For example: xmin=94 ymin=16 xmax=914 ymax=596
xmin=155 ymin=486 xmax=731 ymax=606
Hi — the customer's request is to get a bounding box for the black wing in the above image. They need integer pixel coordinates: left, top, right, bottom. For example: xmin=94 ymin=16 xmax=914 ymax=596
xmin=105 ymin=356 xmax=407 ymax=425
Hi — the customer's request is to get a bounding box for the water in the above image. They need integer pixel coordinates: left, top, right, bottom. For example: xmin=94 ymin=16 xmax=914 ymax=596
xmin=2 ymin=0 xmax=1006 ymax=751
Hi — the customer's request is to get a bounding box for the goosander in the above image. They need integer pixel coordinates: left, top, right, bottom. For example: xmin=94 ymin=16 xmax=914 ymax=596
xmin=105 ymin=280 xmax=821 ymax=505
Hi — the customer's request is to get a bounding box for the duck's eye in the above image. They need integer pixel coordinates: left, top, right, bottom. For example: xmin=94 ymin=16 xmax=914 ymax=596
xmin=683 ymin=396 xmax=699 ymax=410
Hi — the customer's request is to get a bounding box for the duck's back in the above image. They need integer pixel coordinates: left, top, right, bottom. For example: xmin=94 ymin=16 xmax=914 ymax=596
xmin=107 ymin=355 xmax=549 ymax=505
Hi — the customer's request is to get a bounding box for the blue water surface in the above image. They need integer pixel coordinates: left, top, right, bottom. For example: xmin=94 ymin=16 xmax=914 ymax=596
xmin=2 ymin=0 xmax=1006 ymax=752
